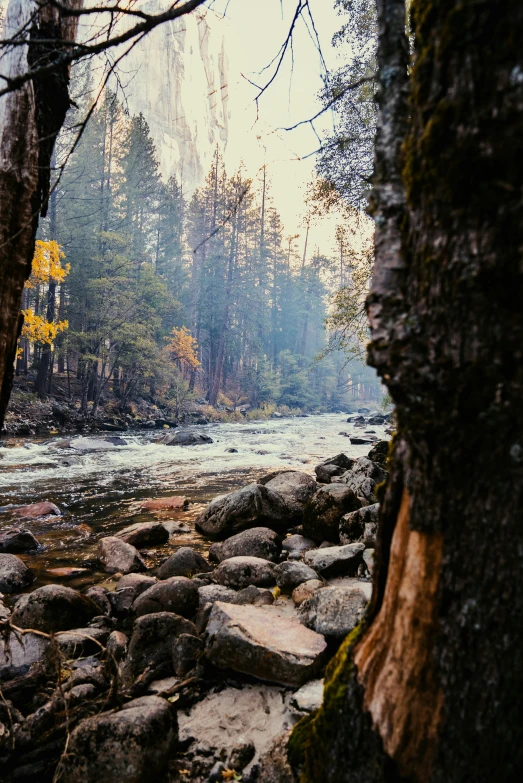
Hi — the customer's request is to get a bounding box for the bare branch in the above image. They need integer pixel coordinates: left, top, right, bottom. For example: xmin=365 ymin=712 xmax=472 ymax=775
xmin=0 ymin=0 xmax=207 ymax=99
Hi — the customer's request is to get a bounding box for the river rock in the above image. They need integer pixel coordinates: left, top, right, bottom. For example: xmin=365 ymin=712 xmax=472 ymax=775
xmin=209 ymin=527 xmax=282 ymax=564
xmin=124 ymin=612 xmax=198 ymax=678
xmin=0 ymin=553 xmax=33 ymax=593
xmin=253 ymin=731 xmax=296 ymax=783
xmin=116 ymin=522 xmax=169 ymax=548
xmin=314 ymin=454 xmax=355 ymax=483
xmin=368 ymin=416 xmax=386 ymax=425
xmin=69 ymin=437 xmax=127 ymax=451
xmin=304 ymin=542 xmax=365 ymax=577
xmin=157 ymin=547 xmax=211 ymax=579
xmin=303 ymin=484 xmax=361 ymax=542
xmin=0 ymin=527 xmax=39 ymax=553
xmin=172 ymin=633 xmax=203 ymax=676
xmin=290 ymin=678 xmax=324 ymax=715
xmin=11 ymin=584 xmax=99 ymax=633
xmin=339 ymin=503 xmax=379 ymax=546
xmin=363 ymin=548 xmax=375 ymax=575
xmin=107 ymin=630 xmax=128 ymax=661
xmin=235 ymin=585 xmax=274 ymax=606
xmin=59 ymin=695 xmax=175 ymax=782
xmin=333 ymin=457 xmax=388 ymax=502
xmin=132 ymin=576 xmax=198 ymax=618
xmin=198 ymin=583 xmax=239 ymax=608
xmin=195 ymin=483 xmax=289 ymax=538
xmin=83 ymin=586 xmax=112 ymax=616
xmin=273 ymin=561 xmax=319 ymax=591
xmin=292 ymin=579 xmax=325 ymax=607
xmin=298 ymin=586 xmax=368 ymax=637
xmin=281 ymin=533 xmax=317 ymax=560
xmin=213 ymin=556 xmax=276 ymax=589
xmin=195 ymin=584 xmax=241 ymax=633
xmin=12 ymin=501 xmax=61 ymax=520
xmin=140 ymin=496 xmax=189 ymax=511
xmin=56 ymin=627 xmax=109 ymax=659
xmin=260 ymin=471 xmax=319 ymax=518
xmin=166 ymin=431 xmax=213 ymax=446
xmin=0 ymin=629 xmax=51 ymax=680
xmin=98 ymin=536 xmax=147 ymax=574
xmin=368 ymin=440 xmax=389 ymax=464
xmin=116 ymin=573 xmax=158 ymax=594
xmin=205 ymin=602 xmax=327 ymax=686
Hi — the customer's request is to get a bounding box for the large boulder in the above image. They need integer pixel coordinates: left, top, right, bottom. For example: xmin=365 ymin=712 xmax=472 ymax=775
xmin=59 ymin=695 xmax=175 ymax=782
xmin=303 ymin=484 xmax=361 ymax=542
xmin=166 ymin=431 xmax=213 ymax=446
xmin=314 ymin=454 xmax=355 ymax=484
xmin=195 ymin=483 xmax=289 ymax=538
xmin=115 ymin=522 xmax=169 ymax=548
xmin=273 ymin=561 xmax=319 ymax=592
xmin=304 ymin=543 xmax=365 ymax=577
xmin=213 ymin=556 xmax=276 ymax=589
xmin=260 ymin=471 xmax=319 ymax=518
xmin=0 ymin=553 xmax=33 ymax=593
xmin=12 ymin=501 xmax=61 ymax=520
xmin=98 ymin=537 xmax=147 ymax=574
xmin=157 ymin=547 xmax=211 ymax=579
xmin=123 ymin=612 xmax=198 ymax=679
xmin=333 ymin=457 xmax=388 ymax=502
xmin=132 ymin=576 xmax=198 ymax=619
xmin=0 ymin=528 xmax=39 ymax=553
xmin=11 ymin=584 xmax=99 ymax=633
xmin=209 ymin=527 xmax=281 ymax=564
xmin=339 ymin=503 xmax=380 ymax=546
xmin=298 ymin=586 xmax=368 ymax=637
xmin=205 ymin=602 xmax=327 ymax=687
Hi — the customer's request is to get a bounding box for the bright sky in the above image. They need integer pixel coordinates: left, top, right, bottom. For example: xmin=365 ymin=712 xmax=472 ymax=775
xmin=205 ymin=0 xmax=354 ymax=253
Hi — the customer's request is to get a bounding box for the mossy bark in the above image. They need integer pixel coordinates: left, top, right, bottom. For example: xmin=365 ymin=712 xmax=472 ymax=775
xmin=295 ymin=0 xmax=523 ymax=780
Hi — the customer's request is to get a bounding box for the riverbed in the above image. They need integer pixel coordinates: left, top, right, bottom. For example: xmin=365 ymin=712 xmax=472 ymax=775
xmin=0 ymin=413 xmax=388 ymax=589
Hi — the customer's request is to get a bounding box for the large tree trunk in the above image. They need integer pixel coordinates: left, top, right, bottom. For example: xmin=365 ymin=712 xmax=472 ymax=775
xmin=293 ymin=1 xmax=523 ymax=781
xmin=0 ymin=0 xmax=82 ymax=428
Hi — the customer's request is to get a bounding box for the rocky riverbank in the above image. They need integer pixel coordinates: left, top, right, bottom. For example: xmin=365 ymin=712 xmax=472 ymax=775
xmin=0 ymin=432 xmax=389 ymax=782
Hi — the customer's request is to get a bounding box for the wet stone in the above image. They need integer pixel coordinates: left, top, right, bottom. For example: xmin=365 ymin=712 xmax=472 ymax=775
xmin=0 ymin=553 xmax=34 ymax=593
xmin=11 ymin=584 xmax=99 ymax=633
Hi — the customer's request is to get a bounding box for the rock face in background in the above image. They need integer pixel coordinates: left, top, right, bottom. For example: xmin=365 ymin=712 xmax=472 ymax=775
xmin=108 ymin=2 xmax=229 ymax=192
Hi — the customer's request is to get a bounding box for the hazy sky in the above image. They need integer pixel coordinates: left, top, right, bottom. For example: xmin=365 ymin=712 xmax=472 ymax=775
xmin=205 ymin=0 xmax=350 ymax=251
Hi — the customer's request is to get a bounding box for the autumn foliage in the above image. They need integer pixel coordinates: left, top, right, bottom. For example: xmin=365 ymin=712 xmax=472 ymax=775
xmin=19 ymin=240 xmax=70 ymax=350
xmin=164 ymin=326 xmax=200 ymax=372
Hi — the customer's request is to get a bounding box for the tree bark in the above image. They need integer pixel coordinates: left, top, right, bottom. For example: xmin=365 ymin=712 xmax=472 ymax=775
xmin=0 ymin=0 xmax=83 ymax=428
xmin=294 ymin=1 xmax=523 ymax=781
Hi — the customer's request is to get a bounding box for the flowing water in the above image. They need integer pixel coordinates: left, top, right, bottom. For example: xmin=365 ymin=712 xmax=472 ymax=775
xmin=0 ymin=413 xmax=388 ymax=590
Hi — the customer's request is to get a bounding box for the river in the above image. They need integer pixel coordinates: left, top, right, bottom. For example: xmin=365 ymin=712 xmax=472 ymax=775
xmin=0 ymin=413 xmax=388 ymax=590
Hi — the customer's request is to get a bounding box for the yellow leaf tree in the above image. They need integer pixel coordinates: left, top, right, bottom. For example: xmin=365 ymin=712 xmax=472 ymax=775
xmin=18 ymin=241 xmax=70 ymax=395
xmin=164 ymin=327 xmax=200 ymax=374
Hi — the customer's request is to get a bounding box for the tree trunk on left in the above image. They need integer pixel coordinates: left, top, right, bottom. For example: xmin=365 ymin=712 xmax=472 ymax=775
xmin=0 ymin=0 xmax=83 ymax=428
